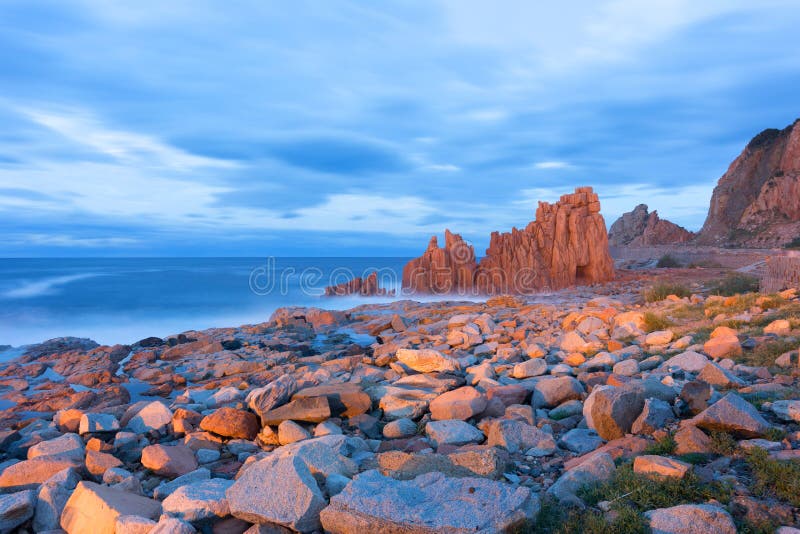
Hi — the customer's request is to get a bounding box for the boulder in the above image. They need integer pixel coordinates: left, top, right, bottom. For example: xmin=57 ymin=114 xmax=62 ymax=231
xmin=631 ymin=398 xmax=675 ymax=435
xmin=0 ymin=456 xmax=81 ymax=492
xmin=697 ymin=362 xmax=744 ymax=388
xmin=125 ymin=401 xmax=173 ymax=434
xmin=645 ymin=504 xmax=736 ymax=534
xmin=60 ymin=481 xmax=161 ymax=534
xmin=703 ymin=327 xmax=741 ymax=359
xmin=292 ymin=383 xmax=371 ymax=418
xmin=141 ymin=444 xmax=198 ymax=477
xmin=320 ymin=470 xmax=539 ymax=533
xmin=395 ymin=348 xmax=461 ymax=373
xmin=633 ymin=455 xmax=691 ymax=479
xmin=547 ymin=452 xmax=615 ymax=502
xmin=85 ymin=450 xmax=124 ymax=477
xmin=691 ymin=393 xmax=770 ymax=438
xmin=429 ymin=386 xmax=487 ymax=421
xmin=679 ymin=380 xmax=713 ymax=415
xmin=771 ymin=400 xmax=800 ymax=422
xmin=33 ymin=467 xmax=81 ymax=531
xmin=278 ymin=420 xmax=311 ymax=445
xmin=583 ymin=385 xmax=645 ymax=440
xmin=79 ymin=413 xmax=120 ymax=435
xmin=247 ymin=375 xmax=298 ymax=419
xmin=764 ymin=319 xmax=791 ymax=336
xmin=382 ymin=418 xmax=418 ymax=439
xmin=227 ymin=455 xmax=326 ymax=532
xmin=0 ymin=489 xmax=37 ymax=533
xmin=425 ymin=420 xmax=484 ymax=448
xmin=28 ymin=433 xmax=85 ymax=462
xmin=558 ymin=428 xmax=604 ymax=455
xmin=646 ymin=330 xmax=674 ymax=345
xmin=259 ymin=397 xmax=331 ymax=426
xmin=661 ymin=351 xmax=709 ymax=373
xmin=200 ymin=407 xmax=259 ymax=440
xmin=674 ymin=425 xmax=712 ymax=455
xmin=532 ymin=376 xmax=585 ymax=408
xmin=486 ymin=419 xmax=557 ymax=455
xmin=512 ymin=358 xmax=548 ymax=379
xmin=162 ymin=478 xmax=234 ymax=523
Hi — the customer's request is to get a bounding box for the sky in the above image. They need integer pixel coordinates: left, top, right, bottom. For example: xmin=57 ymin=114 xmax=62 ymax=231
xmin=1 ymin=0 xmax=800 ymax=257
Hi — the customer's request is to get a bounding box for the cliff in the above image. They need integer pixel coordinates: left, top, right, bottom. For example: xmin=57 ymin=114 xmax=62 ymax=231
xmin=609 ymin=204 xmax=695 ymax=247
xmin=402 ymin=187 xmax=615 ymax=294
xmin=697 ymin=118 xmax=800 ymax=247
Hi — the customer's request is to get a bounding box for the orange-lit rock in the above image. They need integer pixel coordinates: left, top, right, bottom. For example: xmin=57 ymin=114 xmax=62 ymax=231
xmin=402 ymin=187 xmax=614 ymax=294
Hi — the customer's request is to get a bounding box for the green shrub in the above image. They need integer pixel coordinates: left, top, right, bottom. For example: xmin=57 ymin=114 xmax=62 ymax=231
xmin=709 ymin=431 xmax=738 ymax=456
xmin=642 ymin=312 xmax=673 ymax=333
xmin=746 ymin=447 xmax=800 ymax=506
xmin=643 ymin=283 xmax=691 ymax=302
xmin=580 ymin=462 xmax=731 ymax=510
xmin=709 ymin=273 xmax=759 ymax=296
xmin=656 ymin=254 xmax=682 ymax=268
xmin=644 ymin=433 xmax=676 ymax=455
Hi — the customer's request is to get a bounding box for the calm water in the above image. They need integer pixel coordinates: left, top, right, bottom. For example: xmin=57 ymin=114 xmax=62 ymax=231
xmin=0 ymin=257 xmax=415 ymax=348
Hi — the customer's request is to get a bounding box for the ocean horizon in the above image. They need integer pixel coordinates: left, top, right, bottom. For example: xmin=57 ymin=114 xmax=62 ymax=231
xmin=0 ymin=257 xmax=426 ymax=349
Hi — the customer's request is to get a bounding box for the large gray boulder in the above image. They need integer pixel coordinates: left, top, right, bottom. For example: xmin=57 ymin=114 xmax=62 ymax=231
xmin=320 ymin=470 xmax=538 ymax=533
xmin=645 ymin=504 xmax=736 ymax=534
xmin=532 ymin=376 xmax=584 ymax=408
xmin=691 ymin=392 xmax=770 ymax=438
xmin=547 ymin=452 xmax=615 ymax=502
xmin=583 ymin=385 xmax=645 ymax=440
xmin=162 ymin=478 xmax=234 ymax=523
xmin=247 ymin=375 xmax=298 ymax=421
xmin=0 ymin=489 xmax=37 ymax=533
xmin=33 ymin=467 xmax=81 ymax=531
xmin=227 ymin=455 xmax=326 ymax=532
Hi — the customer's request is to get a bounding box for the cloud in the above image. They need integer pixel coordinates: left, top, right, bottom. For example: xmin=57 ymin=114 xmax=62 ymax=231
xmin=4 ymin=233 xmax=139 ymax=248
xmin=19 ymin=107 xmax=238 ymax=171
xmin=422 ymin=163 xmax=461 ymax=172
xmin=0 ymin=1 xmax=799 ymax=255
xmin=533 ymin=161 xmax=571 ymax=170
xmin=268 ymin=136 xmax=409 ymax=175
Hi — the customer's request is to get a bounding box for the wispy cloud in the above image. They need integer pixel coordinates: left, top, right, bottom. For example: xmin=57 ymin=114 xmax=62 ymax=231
xmin=533 ymin=161 xmax=571 ymax=170
xmin=19 ymin=107 xmax=238 ymax=171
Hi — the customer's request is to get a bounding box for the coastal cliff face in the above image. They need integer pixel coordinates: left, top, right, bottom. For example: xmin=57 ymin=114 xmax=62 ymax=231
xmin=402 ymin=187 xmax=615 ymax=294
xmin=609 ymin=204 xmax=695 ymax=247
xmin=697 ymin=118 xmax=800 ymax=247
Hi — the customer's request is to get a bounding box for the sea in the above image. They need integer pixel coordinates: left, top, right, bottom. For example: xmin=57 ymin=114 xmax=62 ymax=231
xmin=0 ymin=257 xmax=436 ymax=352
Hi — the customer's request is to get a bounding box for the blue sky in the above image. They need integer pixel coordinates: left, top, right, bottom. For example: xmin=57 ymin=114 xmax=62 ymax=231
xmin=1 ymin=0 xmax=800 ymax=257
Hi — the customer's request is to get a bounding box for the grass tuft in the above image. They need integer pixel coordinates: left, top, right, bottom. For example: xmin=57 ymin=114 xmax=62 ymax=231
xmin=708 ymin=273 xmax=759 ymax=297
xmin=745 ymin=447 xmax=800 ymax=506
xmin=644 ymin=283 xmax=691 ymax=303
xmin=656 ymin=254 xmax=682 ymax=268
xmin=642 ymin=312 xmax=674 ymax=333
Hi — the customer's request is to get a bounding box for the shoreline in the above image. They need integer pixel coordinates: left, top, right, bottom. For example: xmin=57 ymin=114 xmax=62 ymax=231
xmin=0 ymin=266 xmax=798 ymax=531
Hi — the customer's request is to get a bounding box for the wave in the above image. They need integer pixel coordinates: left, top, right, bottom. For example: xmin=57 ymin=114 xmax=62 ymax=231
xmin=1 ymin=273 xmax=102 ymax=299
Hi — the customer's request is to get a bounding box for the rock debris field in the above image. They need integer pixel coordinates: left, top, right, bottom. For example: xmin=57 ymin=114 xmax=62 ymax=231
xmin=1 ymin=272 xmax=800 ymax=533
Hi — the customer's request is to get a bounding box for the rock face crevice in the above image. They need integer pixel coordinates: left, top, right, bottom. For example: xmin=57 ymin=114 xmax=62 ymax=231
xmin=608 ymin=204 xmax=695 ymax=247
xmin=697 ymin=118 xmax=800 ymax=247
xmin=402 ymin=187 xmax=614 ymax=294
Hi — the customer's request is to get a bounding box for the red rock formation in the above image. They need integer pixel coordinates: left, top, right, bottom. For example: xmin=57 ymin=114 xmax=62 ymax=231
xmin=609 ymin=204 xmax=694 ymax=247
xmin=401 ymin=230 xmax=477 ymax=293
xmin=324 ymin=272 xmax=394 ymax=297
xmin=402 ymin=187 xmax=615 ymax=294
xmin=698 ymin=118 xmax=800 ymax=247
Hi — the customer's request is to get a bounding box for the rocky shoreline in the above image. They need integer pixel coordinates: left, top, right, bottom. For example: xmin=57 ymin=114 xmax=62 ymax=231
xmin=0 ymin=269 xmax=799 ymax=533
